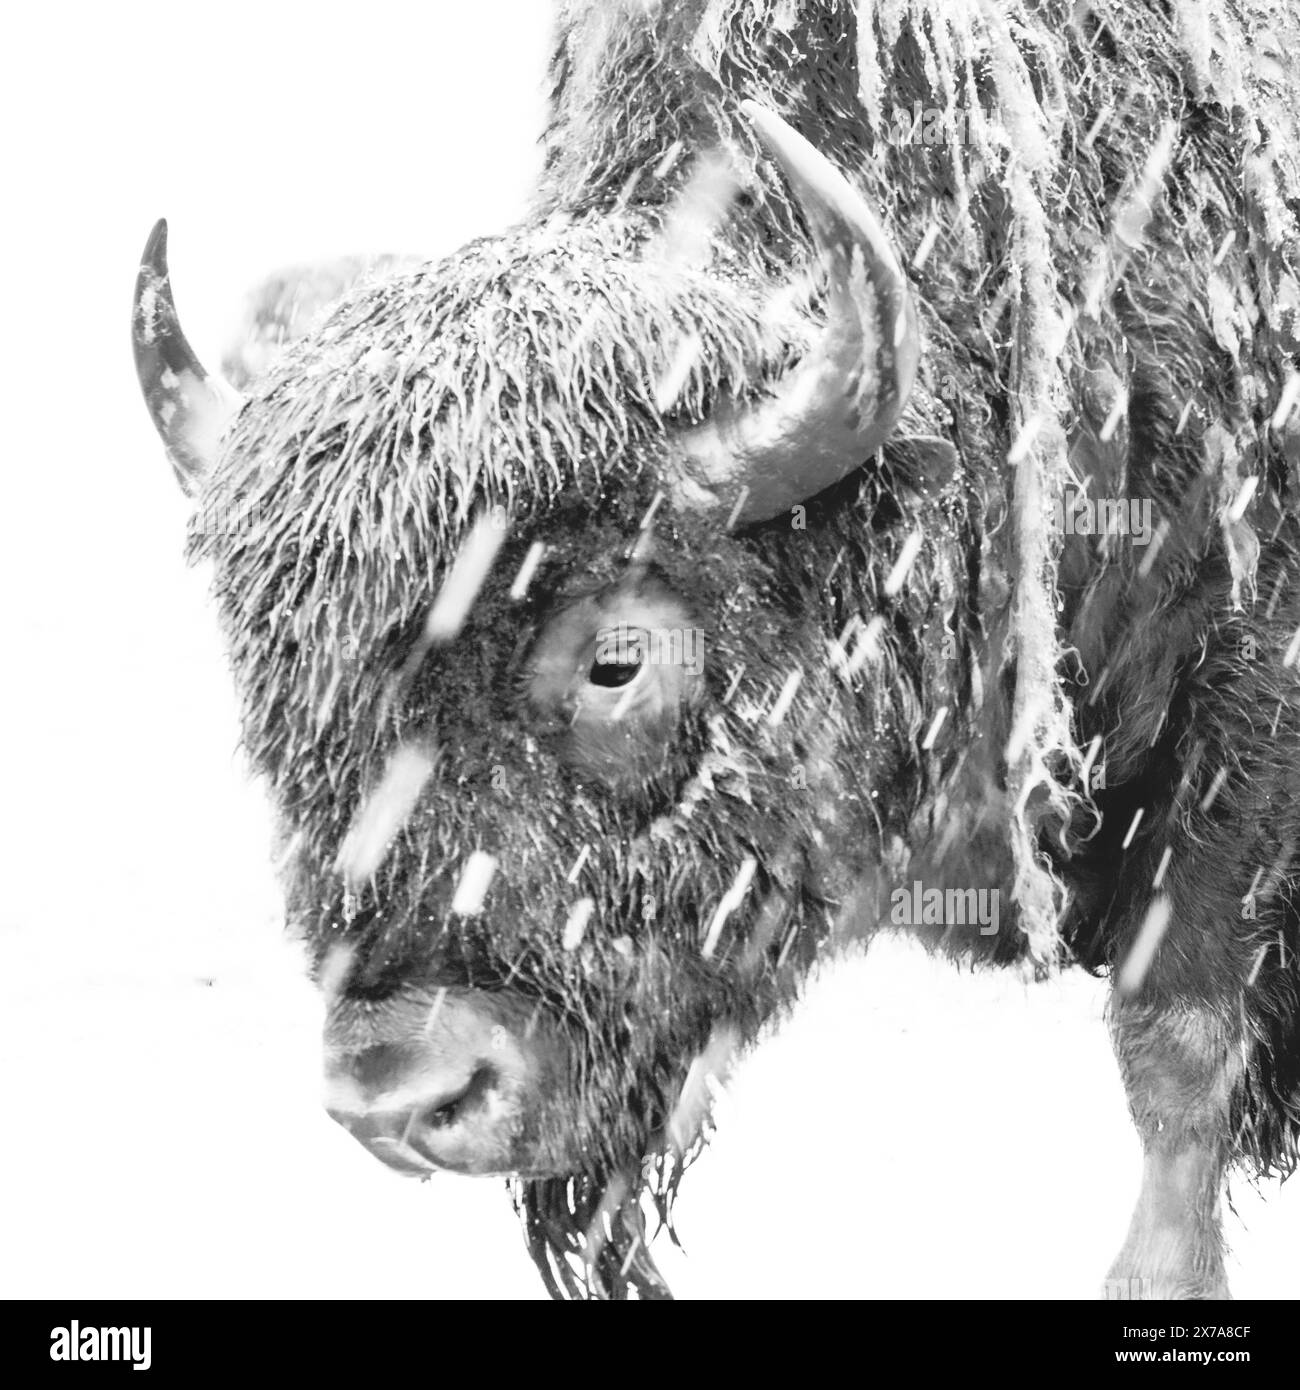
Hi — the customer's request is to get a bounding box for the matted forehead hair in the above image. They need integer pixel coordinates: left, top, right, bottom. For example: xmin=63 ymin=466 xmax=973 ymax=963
xmin=186 ymin=213 xmax=794 ymax=742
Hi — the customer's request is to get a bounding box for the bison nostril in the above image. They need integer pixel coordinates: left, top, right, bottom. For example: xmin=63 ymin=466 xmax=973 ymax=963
xmin=422 ymin=1065 xmax=496 ymax=1129
xmin=324 ymin=994 xmax=540 ymax=1176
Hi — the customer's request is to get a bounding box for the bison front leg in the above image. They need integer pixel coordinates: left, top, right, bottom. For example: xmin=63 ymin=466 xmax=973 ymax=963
xmin=1105 ymin=1002 xmax=1240 ymax=1300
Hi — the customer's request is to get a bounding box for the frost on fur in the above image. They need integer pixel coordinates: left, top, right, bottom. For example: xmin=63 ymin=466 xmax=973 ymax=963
xmin=182 ymin=0 xmax=1300 ymax=1298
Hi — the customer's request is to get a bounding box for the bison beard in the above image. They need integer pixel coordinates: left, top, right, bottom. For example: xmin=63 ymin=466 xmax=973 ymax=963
xmin=139 ymin=0 xmax=1300 ymax=1298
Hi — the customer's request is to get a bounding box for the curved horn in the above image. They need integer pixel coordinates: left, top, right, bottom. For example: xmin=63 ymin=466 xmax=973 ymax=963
xmin=670 ymin=102 xmax=919 ymax=524
xmin=133 ymin=219 xmax=243 ymax=495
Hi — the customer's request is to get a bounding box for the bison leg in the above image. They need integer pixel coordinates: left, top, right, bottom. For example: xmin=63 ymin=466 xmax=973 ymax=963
xmin=1105 ymin=1002 xmax=1240 ymax=1300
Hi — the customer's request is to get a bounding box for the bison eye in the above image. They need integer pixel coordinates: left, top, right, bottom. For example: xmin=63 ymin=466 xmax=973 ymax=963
xmin=588 ymin=656 xmax=642 ymax=689
xmin=587 ymin=627 xmax=647 ymax=690
xmin=525 ymin=589 xmax=702 ymax=772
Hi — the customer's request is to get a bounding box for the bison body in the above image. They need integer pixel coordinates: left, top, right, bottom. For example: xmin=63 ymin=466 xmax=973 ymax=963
xmin=135 ymin=0 xmax=1300 ymax=1298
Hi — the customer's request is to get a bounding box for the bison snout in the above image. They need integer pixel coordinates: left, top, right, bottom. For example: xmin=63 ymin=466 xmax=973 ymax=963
xmin=323 ymin=992 xmax=559 ymax=1177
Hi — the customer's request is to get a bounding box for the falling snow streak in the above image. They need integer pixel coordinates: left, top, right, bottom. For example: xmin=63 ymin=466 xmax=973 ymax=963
xmin=1200 ymin=768 xmax=1229 ymax=813
xmin=562 ymin=898 xmax=595 ymax=950
xmin=424 ymin=510 xmax=509 ymax=642
xmin=827 ymin=617 xmax=859 ymax=681
xmin=654 ymin=332 xmax=704 ymax=413
xmin=1007 ymin=414 xmax=1044 ymax=466
xmin=766 ymin=670 xmax=803 ymax=727
xmin=1121 ymin=809 xmax=1145 ymax=850
xmin=1099 ymin=393 xmax=1128 ymax=444
xmin=701 ymin=857 xmax=757 ymax=959
xmin=1152 ymin=847 xmax=1173 ymax=889
xmin=273 ymin=828 xmax=305 ymax=875
xmin=1137 ymin=520 xmax=1169 ymax=578
xmin=318 ymin=943 xmax=357 ymax=1004
xmin=1271 ymin=372 xmax=1300 ymax=432
xmin=617 ymin=1237 xmax=643 ymax=1279
xmin=1228 ymin=477 xmax=1259 ymax=523
xmin=637 ymin=491 xmax=665 ymax=533
xmin=450 ymin=851 xmax=497 ymax=915
xmin=921 ymin=706 xmax=948 ymax=750
xmin=739 ymin=892 xmax=793 ymax=971
xmin=666 ymin=1026 xmax=738 ymax=1155
xmin=378 ymin=511 xmax=512 ymax=720
xmin=845 ymin=616 xmax=886 ymax=677
xmin=509 ymin=541 xmax=547 ymax=601
xmin=645 ymin=148 xmax=741 ymax=272
xmin=1081 ymin=122 xmax=1178 ymax=319
xmin=723 ymin=486 xmax=751 ymax=533
xmin=652 ymin=139 xmax=684 ymax=180
xmin=1005 ymin=691 xmax=1048 ymax=767
xmin=609 ymin=675 xmax=641 ymax=723
xmin=334 ymin=744 xmax=436 ymax=886
xmin=1082 ymin=101 xmax=1113 ymax=150
xmin=911 ymin=220 xmax=940 ymax=270
xmin=884 ymin=529 xmax=924 ymax=597
xmin=1248 ymin=944 xmax=1270 ymax=987
xmin=421 ymin=988 xmax=449 ymax=1036
xmin=1118 ymin=897 xmax=1174 ymax=997
xmin=566 ymin=845 xmax=591 ymax=883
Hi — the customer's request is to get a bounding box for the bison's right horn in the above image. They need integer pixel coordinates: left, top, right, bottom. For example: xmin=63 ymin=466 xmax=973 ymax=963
xmin=132 ymin=219 xmax=243 ymax=495
xmin=669 ymin=102 xmax=919 ymax=525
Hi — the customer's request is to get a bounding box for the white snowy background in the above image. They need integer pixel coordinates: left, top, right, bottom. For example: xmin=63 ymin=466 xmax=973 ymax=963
xmin=3 ymin=0 xmax=1297 ymax=1300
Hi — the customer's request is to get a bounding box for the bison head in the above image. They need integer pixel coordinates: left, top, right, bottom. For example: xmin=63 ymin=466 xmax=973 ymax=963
xmin=132 ymin=106 xmax=923 ymax=1297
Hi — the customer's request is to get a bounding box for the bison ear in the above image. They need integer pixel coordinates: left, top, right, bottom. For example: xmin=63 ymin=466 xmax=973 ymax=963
xmin=669 ymin=102 xmax=920 ymax=525
xmin=132 ymin=219 xmax=243 ymax=496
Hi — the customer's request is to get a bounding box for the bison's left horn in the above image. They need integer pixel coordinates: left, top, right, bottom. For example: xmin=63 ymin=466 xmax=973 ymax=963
xmin=132 ymin=219 xmax=244 ymax=495
xmin=670 ymin=102 xmax=920 ymax=524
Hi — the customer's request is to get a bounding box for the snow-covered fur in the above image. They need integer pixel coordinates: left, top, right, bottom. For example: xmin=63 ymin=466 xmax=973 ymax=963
xmin=191 ymin=0 xmax=1300 ymax=1296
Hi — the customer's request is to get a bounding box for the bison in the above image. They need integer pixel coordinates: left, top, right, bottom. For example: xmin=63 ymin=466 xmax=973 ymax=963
xmin=132 ymin=0 xmax=1300 ymax=1299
